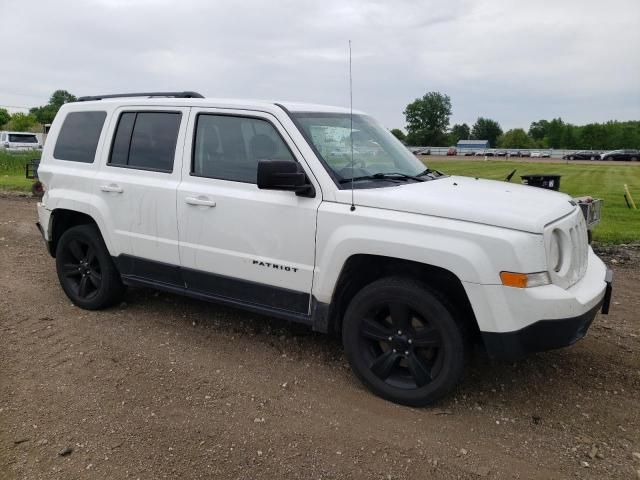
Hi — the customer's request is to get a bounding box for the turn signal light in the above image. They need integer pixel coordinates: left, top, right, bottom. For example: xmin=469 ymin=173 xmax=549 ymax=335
xmin=500 ymin=271 xmax=550 ymax=288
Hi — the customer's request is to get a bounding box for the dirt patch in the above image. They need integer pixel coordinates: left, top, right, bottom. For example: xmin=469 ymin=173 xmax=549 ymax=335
xmin=1 ymin=197 xmax=639 ymax=479
xmin=593 ymin=243 xmax=640 ymax=268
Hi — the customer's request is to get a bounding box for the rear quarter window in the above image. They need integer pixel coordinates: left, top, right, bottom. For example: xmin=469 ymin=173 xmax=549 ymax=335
xmin=53 ymin=111 xmax=107 ymax=163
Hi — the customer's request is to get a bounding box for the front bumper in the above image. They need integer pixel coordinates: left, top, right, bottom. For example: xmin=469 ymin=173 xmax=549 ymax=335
xmin=480 ymin=266 xmax=613 ymax=360
xmin=481 ymin=295 xmax=605 ymax=361
xmin=464 ymin=249 xmax=612 ymax=360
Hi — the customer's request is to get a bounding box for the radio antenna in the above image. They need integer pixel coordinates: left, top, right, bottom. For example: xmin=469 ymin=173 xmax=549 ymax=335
xmin=349 ymin=40 xmax=355 ymax=212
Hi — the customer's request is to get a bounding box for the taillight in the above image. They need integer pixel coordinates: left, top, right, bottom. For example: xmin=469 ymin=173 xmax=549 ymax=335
xmin=32 ymin=181 xmax=45 ymax=198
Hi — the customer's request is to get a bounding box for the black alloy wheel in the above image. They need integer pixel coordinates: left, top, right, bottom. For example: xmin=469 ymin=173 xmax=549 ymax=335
xmin=55 ymin=224 xmax=124 ymax=309
xmin=343 ymin=277 xmax=465 ymax=406
xmin=59 ymin=238 xmax=101 ymax=300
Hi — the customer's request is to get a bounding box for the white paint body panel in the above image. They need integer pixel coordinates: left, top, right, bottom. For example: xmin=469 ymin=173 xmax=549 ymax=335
xmin=177 ymin=108 xmax=321 ymax=300
xmin=91 ymin=105 xmax=190 ymax=266
xmin=36 ymin=97 xmax=608 ymax=335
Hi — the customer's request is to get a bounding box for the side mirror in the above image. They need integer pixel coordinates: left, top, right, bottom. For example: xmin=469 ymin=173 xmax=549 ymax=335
xmin=257 ymin=160 xmax=315 ymax=197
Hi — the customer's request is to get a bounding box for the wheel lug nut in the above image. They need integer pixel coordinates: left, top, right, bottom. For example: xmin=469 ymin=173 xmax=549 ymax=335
xmin=397 ymin=330 xmax=402 ymax=335
xmin=392 ymin=349 xmax=397 ymax=353
xmin=404 ymin=350 xmax=410 ymax=355
xmin=388 ymin=336 xmax=392 ymax=341
xmin=408 ymin=339 xmax=413 ymax=344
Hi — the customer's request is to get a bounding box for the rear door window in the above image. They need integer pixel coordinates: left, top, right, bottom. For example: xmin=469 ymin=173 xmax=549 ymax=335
xmin=109 ymin=112 xmax=181 ymax=172
xmin=53 ymin=111 xmax=107 ymax=163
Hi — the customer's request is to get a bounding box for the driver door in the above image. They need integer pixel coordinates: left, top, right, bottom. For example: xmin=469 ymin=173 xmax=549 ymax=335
xmin=176 ymin=108 xmax=321 ymax=315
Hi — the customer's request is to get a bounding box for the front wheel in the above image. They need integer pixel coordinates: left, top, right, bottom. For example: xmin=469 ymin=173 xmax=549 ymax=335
xmin=55 ymin=224 xmax=125 ymax=310
xmin=342 ymin=277 xmax=465 ymax=406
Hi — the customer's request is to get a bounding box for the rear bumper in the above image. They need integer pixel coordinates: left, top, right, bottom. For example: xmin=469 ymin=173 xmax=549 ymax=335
xmin=36 ymin=202 xmax=54 ymax=256
xmin=36 ymin=221 xmax=54 ymax=256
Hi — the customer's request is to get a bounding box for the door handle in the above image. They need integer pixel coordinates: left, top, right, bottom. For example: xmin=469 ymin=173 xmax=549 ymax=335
xmin=185 ymin=196 xmax=216 ymax=207
xmin=100 ymin=184 xmax=123 ymax=193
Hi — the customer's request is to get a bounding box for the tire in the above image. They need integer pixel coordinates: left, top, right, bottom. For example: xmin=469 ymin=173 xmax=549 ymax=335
xmin=631 ymin=157 xmax=638 ymax=161
xmin=569 ymin=156 xmax=574 ymax=160
xmin=55 ymin=224 xmax=125 ymax=310
xmin=590 ymin=156 xmax=596 ymax=160
xmin=342 ymin=277 xmax=466 ymax=406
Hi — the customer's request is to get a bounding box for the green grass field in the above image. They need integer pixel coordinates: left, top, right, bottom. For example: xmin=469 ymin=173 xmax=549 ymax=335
xmin=1 ymin=152 xmax=638 ymax=243
xmin=0 ymin=151 xmax=34 ymax=192
xmin=427 ymin=159 xmax=640 ymax=244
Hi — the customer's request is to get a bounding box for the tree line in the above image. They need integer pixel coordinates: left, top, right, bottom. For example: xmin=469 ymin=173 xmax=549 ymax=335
xmin=2 ymin=89 xmax=638 ymax=151
xmin=0 ymin=90 xmax=76 ymax=132
xmin=392 ymin=91 xmax=640 ymax=150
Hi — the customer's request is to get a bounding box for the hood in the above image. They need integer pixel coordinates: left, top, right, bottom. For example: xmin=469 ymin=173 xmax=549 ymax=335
xmin=337 ymin=176 xmax=576 ymax=233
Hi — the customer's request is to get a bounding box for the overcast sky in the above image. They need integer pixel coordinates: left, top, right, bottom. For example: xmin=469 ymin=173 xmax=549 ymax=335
xmin=1 ymin=0 xmax=638 ymax=131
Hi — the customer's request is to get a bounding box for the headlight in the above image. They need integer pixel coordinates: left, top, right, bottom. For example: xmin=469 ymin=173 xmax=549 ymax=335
xmin=548 ymin=228 xmax=571 ymax=276
xmin=548 ymin=229 xmax=562 ymax=272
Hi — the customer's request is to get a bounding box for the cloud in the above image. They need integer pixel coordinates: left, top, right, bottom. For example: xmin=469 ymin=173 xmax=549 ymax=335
xmin=0 ymin=0 xmax=638 ymax=129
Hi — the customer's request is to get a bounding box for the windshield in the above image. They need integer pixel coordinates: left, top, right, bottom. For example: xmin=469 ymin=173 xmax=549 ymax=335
xmin=9 ymin=134 xmax=38 ymax=143
xmin=292 ymin=112 xmax=431 ymax=186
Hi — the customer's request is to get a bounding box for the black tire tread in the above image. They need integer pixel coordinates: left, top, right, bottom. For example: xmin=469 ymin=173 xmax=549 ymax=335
xmin=342 ymin=276 xmax=467 ymax=406
xmin=55 ymin=224 xmax=125 ymax=310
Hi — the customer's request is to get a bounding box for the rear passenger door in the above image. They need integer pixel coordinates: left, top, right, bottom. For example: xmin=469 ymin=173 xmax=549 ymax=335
xmin=177 ymin=109 xmax=321 ymax=315
xmin=94 ymin=107 xmax=189 ymax=286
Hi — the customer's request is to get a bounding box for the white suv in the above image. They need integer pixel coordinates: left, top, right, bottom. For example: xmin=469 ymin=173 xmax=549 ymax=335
xmin=1 ymin=131 xmax=41 ymax=151
xmin=35 ymin=91 xmax=612 ymax=406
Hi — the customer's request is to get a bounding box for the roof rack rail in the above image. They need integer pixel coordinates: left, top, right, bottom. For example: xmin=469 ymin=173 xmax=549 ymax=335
xmin=77 ymin=91 xmax=205 ymax=102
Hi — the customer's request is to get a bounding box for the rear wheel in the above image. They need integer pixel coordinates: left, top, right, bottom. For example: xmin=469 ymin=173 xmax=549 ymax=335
xmin=631 ymin=156 xmax=638 ymax=161
xmin=342 ymin=277 xmax=465 ymax=406
xmin=569 ymin=156 xmax=574 ymax=160
xmin=55 ymin=224 xmax=125 ymax=309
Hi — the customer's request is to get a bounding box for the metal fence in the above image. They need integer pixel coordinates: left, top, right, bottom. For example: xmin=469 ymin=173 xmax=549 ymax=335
xmin=408 ymin=147 xmax=605 ymax=159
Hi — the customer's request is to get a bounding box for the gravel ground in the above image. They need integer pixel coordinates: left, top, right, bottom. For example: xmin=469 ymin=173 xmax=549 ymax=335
xmin=1 ymin=196 xmax=639 ymax=479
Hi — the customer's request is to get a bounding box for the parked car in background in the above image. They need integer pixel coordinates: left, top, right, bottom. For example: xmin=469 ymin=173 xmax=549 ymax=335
xmin=418 ymin=148 xmax=431 ymax=156
xmin=562 ymin=151 xmax=601 ymax=160
xmin=520 ymin=150 xmax=531 ymax=157
xmin=507 ymin=151 xmax=520 ymax=157
xmin=601 ymin=149 xmax=640 ymax=161
xmin=0 ymin=131 xmax=42 ymax=151
xmin=463 ymin=151 xmax=475 ymax=156
xmin=475 ymin=150 xmax=495 ymax=157
xmin=531 ymin=152 xmax=541 ymax=158
xmin=541 ymin=152 xmax=551 ymax=158
xmin=496 ymin=150 xmax=507 ymax=157
xmin=446 ymin=147 xmax=457 ymax=156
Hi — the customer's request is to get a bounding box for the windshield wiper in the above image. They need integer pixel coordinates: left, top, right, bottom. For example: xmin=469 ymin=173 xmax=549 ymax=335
xmin=338 ymin=172 xmax=426 ymax=184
